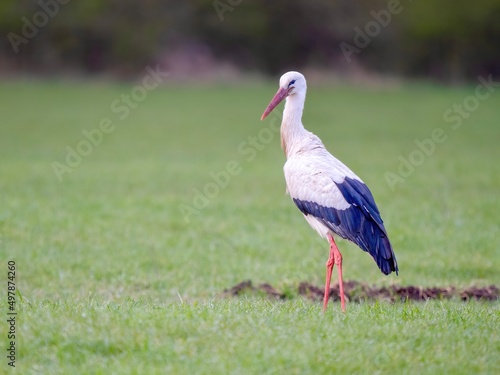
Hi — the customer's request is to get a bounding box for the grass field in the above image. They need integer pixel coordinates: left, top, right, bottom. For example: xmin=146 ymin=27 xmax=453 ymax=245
xmin=1 ymin=78 xmax=499 ymax=374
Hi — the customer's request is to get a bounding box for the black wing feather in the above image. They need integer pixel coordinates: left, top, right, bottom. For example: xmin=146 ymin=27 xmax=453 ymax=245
xmin=293 ymin=177 xmax=398 ymax=275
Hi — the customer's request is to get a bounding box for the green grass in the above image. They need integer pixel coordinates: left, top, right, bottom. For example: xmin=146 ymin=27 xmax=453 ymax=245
xmin=1 ymin=79 xmax=499 ymax=374
xmin=19 ymin=299 xmax=499 ymax=375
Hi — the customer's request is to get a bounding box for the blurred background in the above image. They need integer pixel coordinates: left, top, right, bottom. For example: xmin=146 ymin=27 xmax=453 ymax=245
xmin=2 ymin=3 xmax=500 ymax=371
xmin=2 ymin=0 xmax=500 ymax=82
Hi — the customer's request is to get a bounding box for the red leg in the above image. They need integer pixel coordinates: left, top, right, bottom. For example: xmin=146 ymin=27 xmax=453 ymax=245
xmin=325 ymin=234 xmax=346 ymax=313
xmin=323 ymin=245 xmax=334 ymax=312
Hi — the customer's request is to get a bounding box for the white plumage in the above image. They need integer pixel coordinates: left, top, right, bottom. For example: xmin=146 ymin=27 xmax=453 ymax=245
xmin=261 ymin=71 xmax=398 ymax=312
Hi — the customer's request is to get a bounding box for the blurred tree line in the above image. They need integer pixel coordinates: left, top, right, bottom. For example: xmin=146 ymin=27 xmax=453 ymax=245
xmin=1 ymin=0 xmax=499 ymax=82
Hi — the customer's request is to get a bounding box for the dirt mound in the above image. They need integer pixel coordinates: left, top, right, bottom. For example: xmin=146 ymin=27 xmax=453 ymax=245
xmin=223 ymin=280 xmax=499 ymax=302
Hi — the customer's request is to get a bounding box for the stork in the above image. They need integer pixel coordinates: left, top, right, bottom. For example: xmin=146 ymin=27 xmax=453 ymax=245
xmin=261 ymin=71 xmax=398 ymax=312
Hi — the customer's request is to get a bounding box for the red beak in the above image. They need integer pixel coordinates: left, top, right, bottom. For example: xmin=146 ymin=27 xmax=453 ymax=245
xmin=261 ymin=87 xmax=289 ymax=120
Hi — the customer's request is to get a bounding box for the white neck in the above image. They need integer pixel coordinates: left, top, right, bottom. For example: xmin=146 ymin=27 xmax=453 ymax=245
xmin=281 ymin=93 xmax=307 ymax=158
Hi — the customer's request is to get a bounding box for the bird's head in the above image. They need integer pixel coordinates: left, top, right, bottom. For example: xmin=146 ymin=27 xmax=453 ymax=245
xmin=261 ymin=71 xmax=306 ymax=120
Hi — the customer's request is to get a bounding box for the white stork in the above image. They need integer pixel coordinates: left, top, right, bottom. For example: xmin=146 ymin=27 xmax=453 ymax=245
xmin=261 ymin=71 xmax=398 ymax=312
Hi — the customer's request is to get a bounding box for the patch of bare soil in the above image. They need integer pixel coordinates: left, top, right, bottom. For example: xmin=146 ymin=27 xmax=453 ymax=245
xmin=223 ymin=280 xmax=499 ymax=302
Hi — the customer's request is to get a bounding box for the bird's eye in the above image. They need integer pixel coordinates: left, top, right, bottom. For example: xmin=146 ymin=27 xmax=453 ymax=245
xmin=288 ymin=80 xmax=296 ymax=87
